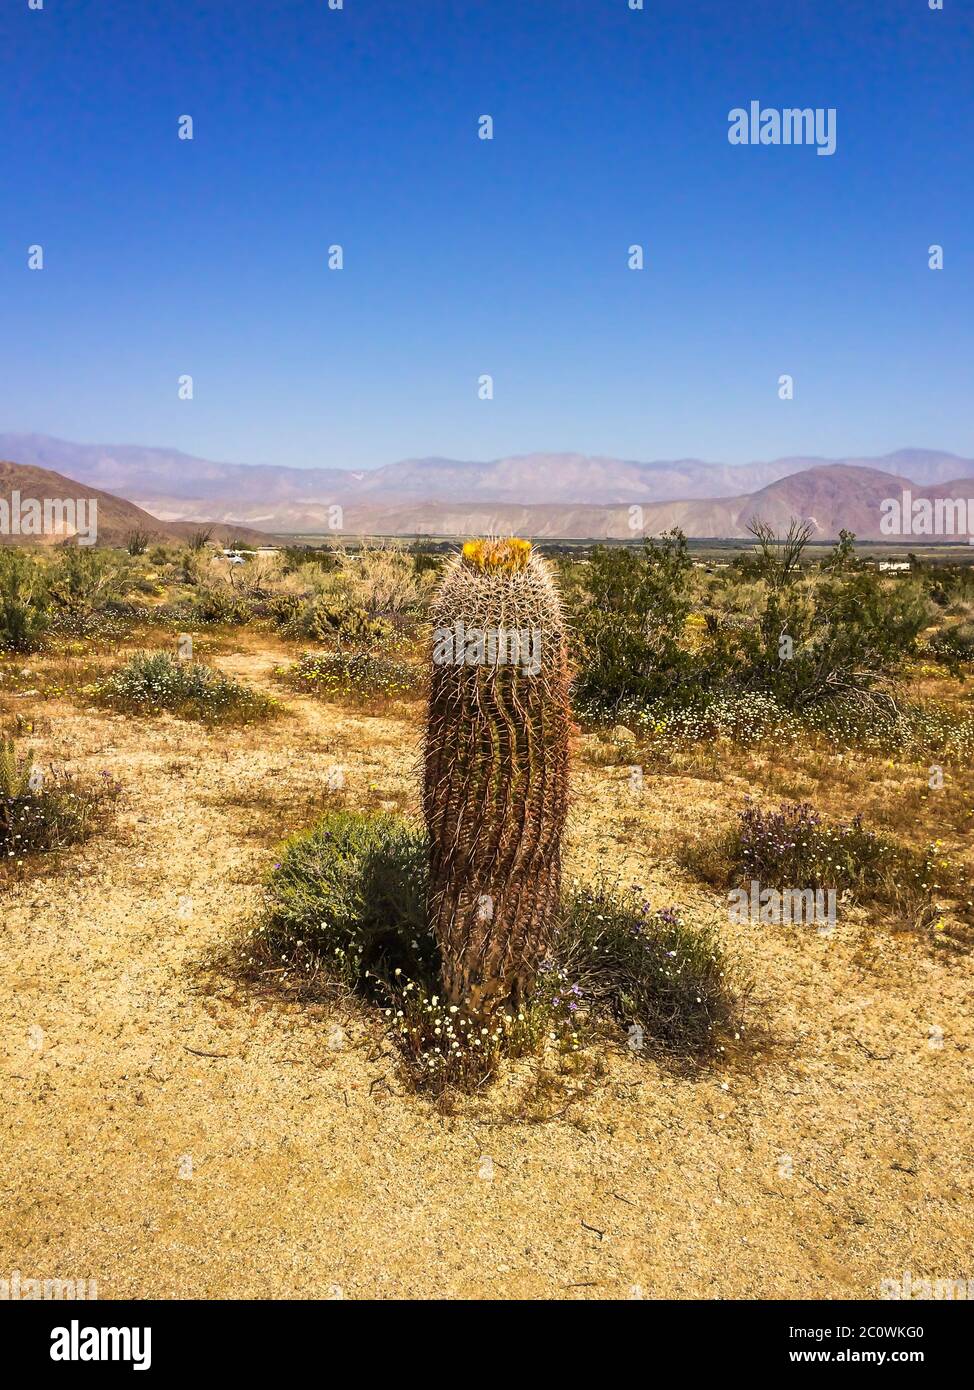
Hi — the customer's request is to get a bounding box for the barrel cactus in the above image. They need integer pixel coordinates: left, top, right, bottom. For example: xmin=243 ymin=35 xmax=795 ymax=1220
xmin=423 ymin=538 xmax=571 ymax=1018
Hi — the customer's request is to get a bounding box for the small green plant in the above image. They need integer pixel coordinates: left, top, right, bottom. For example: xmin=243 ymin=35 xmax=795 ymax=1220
xmin=93 ymin=651 xmax=279 ymax=725
xmin=0 ymin=739 xmax=121 ymax=869
xmin=0 ymin=550 xmax=49 ymax=652
xmin=278 ymin=649 xmax=420 ymax=702
xmin=557 ymin=881 xmax=743 ymax=1059
xmin=687 ymin=799 xmax=959 ymax=933
xmin=247 ymin=810 xmax=433 ymax=992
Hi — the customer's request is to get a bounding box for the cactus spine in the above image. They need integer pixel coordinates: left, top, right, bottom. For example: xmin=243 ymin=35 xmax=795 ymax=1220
xmin=423 ymin=539 xmax=570 ymax=1017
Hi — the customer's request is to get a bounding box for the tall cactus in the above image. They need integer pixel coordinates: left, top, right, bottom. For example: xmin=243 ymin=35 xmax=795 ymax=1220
xmin=423 ymin=538 xmax=571 ymax=1017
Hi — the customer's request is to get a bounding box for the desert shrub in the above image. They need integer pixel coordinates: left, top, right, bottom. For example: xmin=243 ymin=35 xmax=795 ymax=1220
xmin=735 ymin=569 xmax=930 ymax=708
xmin=571 ymin=530 xmax=697 ymax=716
xmin=187 ymin=528 xmax=213 ymax=553
xmin=42 ymin=549 xmax=149 ymax=640
xmin=279 ymin=649 xmax=421 ymax=702
xmin=227 ymin=556 xmax=294 ymax=602
xmin=718 ymin=525 xmax=929 ymax=707
xmin=918 ymin=561 xmax=974 ymax=609
xmin=0 ymin=550 xmax=49 ymax=652
xmin=926 ymin=619 xmax=974 ymax=666
xmin=556 ymin=881 xmax=743 ymax=1059
xmin=270 ymin=545 xmax=436 ymax=645
xmin=247 ymin=810 xmax=433 ymax=991
xmin=280 ymin=544 xmax=339 ymax=574
xmin=126 ymin=529 xmax=150 ymax=556
xmin=93 ymin=651 xmax=278 ymax=725
xmin=570 ymin=526 xmax=932 ymax=723
xmin=0 ymin=739 xmax=121 ymax=869
xmin=177 ymin=548 xmax=205 ymax=585
xmin=687 ymin=799 xmax=956 ymax=931
xmin=261 ymin=592 xmax=305 ymax=628
xmin=190 ymin=586 xmax=255 ymax=625
xmin=303 ymin=593 xmax=394 ymax=646
xmin=343 ymin=544 xmax=438 ymax=623
xmin=47 ymin=548 xmax=127 ymax=613
xmin=240 ymin=810 xmax=745 ymax=1089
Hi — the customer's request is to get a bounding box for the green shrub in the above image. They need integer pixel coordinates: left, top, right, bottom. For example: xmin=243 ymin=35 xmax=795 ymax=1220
xmin=94 ymin=651 xmax=278 ymax=725
xmin=42 ymin=550 xmax=147 ymax=640
xmin=280 ymin=544 xmax=339 ymax=573
xmin=1 ymin=739 xmax=121 ymax=869
xmin=263 ymin=593 xmax=305 ymax=628
xmin=190 ymin=587 xmax=254 ymax=625
xmin=927 ymin=619 xmax=974 ymax=665
xmin=557 ymin=881 xmax=743 ymax=1058
xmin=305 ymin=595 xmax=394 ymax=646
xmin=240 ymin=810 xmax=745 ymax=1088
xmin=571 ymin=531 xmax=696 ymax=716
xmin=569 ymin=526 xmax=931 ymax=722
xmin=47 ymin=548 xmax=126 ymax=614
xmin=735 ymin=569 xmax=930 ymax=709
xmin=278 ymin=649 xmax=421 ymax=702
xmin=0 ymin=550 xmax=49 ymax=652
xmin=248 ymin=810 xmax=434 ymax=991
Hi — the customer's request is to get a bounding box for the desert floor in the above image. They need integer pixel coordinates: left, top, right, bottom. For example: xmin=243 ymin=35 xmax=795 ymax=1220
xmin=2 ymin=631 xmax=972 ymax=1300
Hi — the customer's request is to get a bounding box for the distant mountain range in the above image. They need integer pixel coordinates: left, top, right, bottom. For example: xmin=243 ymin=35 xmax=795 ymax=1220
xmin=1 ymin=434 xmax=973 ymax=542
xmin=0 ymin=460 xmax=269 ymax=549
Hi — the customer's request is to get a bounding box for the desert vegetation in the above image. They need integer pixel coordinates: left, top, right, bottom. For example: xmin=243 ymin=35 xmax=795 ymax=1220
xmin=92 ymin=651 xmax=280 ymax=726
xmin=3 ymin=526 xmax=973 ymax=1297
xmin=0 ymin=735 xmax=120 ymax=875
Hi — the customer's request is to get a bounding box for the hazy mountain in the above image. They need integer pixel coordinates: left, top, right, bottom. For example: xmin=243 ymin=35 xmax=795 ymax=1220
xmin=0 ymin=460 xmax=273 ymax=548
xmin=3 ymin=434 xmax=972 ymax=523
xmin=2 ymin=437 xmax=974 ymax=542
xmin=337 ymin=465 xmax=974 ymax=540
xmin=634 ymin=464 xmax=974 ymax=542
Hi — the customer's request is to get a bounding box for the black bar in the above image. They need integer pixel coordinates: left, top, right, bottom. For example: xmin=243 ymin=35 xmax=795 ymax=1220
xmin=3 ymin=1298 xmax=966 ymax=1373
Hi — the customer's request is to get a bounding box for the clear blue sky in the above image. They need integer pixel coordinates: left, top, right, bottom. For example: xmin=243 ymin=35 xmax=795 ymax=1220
xmin=2 ymin=0 xmax=971 ymax=470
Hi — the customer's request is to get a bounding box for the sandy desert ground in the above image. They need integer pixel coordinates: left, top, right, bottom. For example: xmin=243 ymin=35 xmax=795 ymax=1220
xmin=2 ymin=631 xmax=972 ymax=1300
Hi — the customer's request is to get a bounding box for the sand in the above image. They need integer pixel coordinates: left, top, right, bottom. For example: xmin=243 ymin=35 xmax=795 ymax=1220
xmin=2 ymin=633 xmax=972 ymax=1299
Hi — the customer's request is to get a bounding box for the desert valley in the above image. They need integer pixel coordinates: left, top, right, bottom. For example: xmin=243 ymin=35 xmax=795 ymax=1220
xmin=2 ymin=438 xmax=973 ymax=1300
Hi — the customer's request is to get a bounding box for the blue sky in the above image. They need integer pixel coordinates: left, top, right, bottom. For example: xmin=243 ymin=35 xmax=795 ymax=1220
xmin=2 ymin=0 xmax=971 ymax=470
